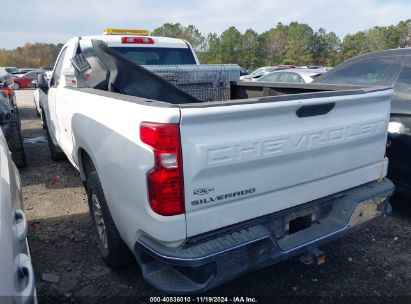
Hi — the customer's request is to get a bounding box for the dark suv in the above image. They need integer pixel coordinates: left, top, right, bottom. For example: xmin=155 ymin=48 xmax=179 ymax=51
xmin=0 ymin=86 xmax=26 ymax=167
xmin=0 ymin=69 xmax=17 ymax=107
xmin=314 ymin=48 xmax=411 ymax=197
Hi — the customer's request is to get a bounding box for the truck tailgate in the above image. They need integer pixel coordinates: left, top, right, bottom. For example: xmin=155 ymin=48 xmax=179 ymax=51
xmin=179 ymin=89 xmax=392 ymax=237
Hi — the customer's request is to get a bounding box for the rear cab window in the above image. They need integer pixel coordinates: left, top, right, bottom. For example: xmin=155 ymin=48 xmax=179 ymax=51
xmin=110 ymin=47 xmax=196 ymax=65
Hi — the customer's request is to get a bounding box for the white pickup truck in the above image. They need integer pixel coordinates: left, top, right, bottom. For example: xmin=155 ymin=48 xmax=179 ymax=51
xmin=37 ymin=30 xmax=395 ymax=293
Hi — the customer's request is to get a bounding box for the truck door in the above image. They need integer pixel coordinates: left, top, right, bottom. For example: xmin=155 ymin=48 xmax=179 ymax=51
xmin=54 ymin=40 xmax=79 ymax=163
xmin=47 ymin=47 xmax=67 ymax=146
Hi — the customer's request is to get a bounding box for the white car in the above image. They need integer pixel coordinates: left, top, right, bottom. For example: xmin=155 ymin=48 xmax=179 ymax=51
xmin=33 ymin=71 xmax=52 ymax=128
xmin=239 ymin=66 xmax=280 ymax=81
xmin=239 ymin=66 xmax=296 ymax=81
xmin=0 ymin=130 xmax=36 ymax=303
xmin=257 ymin=68 xmax=326 ymax=83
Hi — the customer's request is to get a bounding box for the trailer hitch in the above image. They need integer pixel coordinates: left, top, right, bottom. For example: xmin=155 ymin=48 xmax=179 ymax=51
xmin=300 ymin=247 xmax=326 ymax=266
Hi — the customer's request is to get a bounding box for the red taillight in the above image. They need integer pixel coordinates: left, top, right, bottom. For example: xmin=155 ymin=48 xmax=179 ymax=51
xmin=140 ymin=122 xmax=184 ymax=216
xmin=121 ymin=37 xmax=154 ymax=44
xmin=0 ymin=87 xmax=13 ymax=95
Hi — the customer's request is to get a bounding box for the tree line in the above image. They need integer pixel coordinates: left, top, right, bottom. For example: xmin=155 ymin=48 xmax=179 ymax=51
xmin=0 ymin=42 xmax=63 ymax=68
xmin=1 ymin=20 xmax=410 ymax=70
xmin=152 ymin=20 xmax=411 ymax=70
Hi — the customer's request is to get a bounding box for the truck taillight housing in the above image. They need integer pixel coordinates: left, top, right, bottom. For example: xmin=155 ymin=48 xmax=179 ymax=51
xmin=140 ymin=122 xmax=184 ymax=216
xmin=121 ymin=37 xmax=154 ymax=44
xmin=0 ymin=87 xmax=13 ymax=95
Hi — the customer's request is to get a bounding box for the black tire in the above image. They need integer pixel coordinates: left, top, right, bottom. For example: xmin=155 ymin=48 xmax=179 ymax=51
xmin=45 ymin=125 xmax=65 ymax=160
xmin=13 ymin=82 xmax=20 ymax=90
xmin=86 ymin=171 xmax=134 ymax=268
xmin=6 ymin=113 xmax=27 ymax=168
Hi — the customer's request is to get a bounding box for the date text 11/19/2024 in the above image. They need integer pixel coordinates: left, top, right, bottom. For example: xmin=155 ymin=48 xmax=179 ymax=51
xmin=149 ymin=296 xmax=258 ymax=303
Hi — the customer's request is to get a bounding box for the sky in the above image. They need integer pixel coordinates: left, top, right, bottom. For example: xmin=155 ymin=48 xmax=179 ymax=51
xmin=1 ymin=0 xmax=411 ymax=49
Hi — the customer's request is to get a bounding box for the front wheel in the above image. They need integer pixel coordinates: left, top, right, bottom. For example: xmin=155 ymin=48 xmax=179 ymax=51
xmin=12 ymin=82 xmax=20 ymax=90
xmin=86 ymin=171 xmax=134 ymax=268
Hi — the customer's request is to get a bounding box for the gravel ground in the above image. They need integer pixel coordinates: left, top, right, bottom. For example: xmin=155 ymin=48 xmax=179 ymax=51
xmin=15 ymin=89 xmax=411 ymax=303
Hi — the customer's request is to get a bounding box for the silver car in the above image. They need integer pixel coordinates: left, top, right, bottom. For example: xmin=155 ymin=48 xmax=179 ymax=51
xmin=240 ymin=66 xmax=286 ymax=81
xmin=0 ymin=130 xmax=36 ymax=304
xmin=257 ymin=68 xmax=326 ymax=83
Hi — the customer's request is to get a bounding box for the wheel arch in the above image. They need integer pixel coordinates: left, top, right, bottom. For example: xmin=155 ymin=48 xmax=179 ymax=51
xmin=78 ymin=147 xmax=96 ymax=183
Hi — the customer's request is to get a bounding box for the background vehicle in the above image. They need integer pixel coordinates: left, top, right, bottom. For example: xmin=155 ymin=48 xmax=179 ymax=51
xmin=0 ymin=85 xmax=17 ymax=110
xmin=38 ymin=30 xmax=394 ymax=293
xmin=3 ymin=67 xmax=19 ymax=74
xmin=33 ymin=72 xmax=51 ymax=127
xmin=0 ymin=85 xmax=26 ymax=167
xmin=12 ymin=69 xmax=37 ymax=78
xmin=40 ymin=66 xmax=53 ymax=71
xmin=0 ymin=129 xmax=35 ymax=303
xmin=0 ymin=69 xmax=17 ymax=108
xmin=239 ymin=65 xmax=295 ymax=81
xmin=18 ymin=68 xmax=35 ymax=73
xmin=314 ymin=48 xmax=411 ymax=197
xmin=0 ymin=91 xmax=12 ymax=137
xmin=12 ymin=70 xmax=45 ymax=90
xmin=0 ymin=68 xmax=14 ymax=87
xmin=257 ymin=68 xmax=326 ymax=83
xmin=299 ymin=65 xmax=326 ymax=69
xmin=239 ymin=67 xmax=249 ymax=76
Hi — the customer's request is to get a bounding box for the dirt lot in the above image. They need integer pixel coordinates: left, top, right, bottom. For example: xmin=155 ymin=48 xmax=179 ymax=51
xmin=15 ymin=89 xmax=411 ymax=303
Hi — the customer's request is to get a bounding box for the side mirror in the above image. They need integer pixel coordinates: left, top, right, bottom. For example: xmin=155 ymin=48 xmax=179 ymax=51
xmin=37 ymin=74 xmax=48 ymax=90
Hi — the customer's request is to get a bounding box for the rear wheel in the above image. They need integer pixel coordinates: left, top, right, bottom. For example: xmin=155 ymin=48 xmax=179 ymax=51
xmin=86 ymin=171 xmax=134 ymax=268
xmin=12 ymin=82 xmax=20 ymax=90
xmin=6 ymin=113 xmax=27 ymax=167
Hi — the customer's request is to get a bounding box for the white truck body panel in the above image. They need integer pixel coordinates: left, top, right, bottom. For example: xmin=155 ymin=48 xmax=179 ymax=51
xmin=47 ymin=88 xmax=186 ymax=245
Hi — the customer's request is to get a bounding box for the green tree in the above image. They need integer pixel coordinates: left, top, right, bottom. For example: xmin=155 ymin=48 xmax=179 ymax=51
xmin=342 ymin=32 xmax=369 ymax=60
xmin=219 ymin=26 xmax=241 ymax=64
xmin=312 ymin=28 xmax=341 ymax=66
xmin=0 ymin=43 xmax=62 ymax=68
xmin=282 ymin=22 xmax=314 ymax=65
xmin=239 ymin=28 xmax=259 ymax=69
xmin=152 ymin=23 xmax=184 ymax=38
xmin=395 ymin=19 xmax=411 ymax=47
xmin=261 ymin=23 xmax=288 ymax=66
xmin=199 ymin=33 xmax=222 ymax=64
xmin=151 ymin=23 xmax=205 ymax=51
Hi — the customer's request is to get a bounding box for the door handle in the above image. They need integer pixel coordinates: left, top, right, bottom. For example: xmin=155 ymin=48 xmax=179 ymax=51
xmin=14 ymin=209 xmax=27 ymax=242
xmin=296 ymin=103 xmax=335 ymax=118
xmin=14 ymin=253 xmax=35 ymax=304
